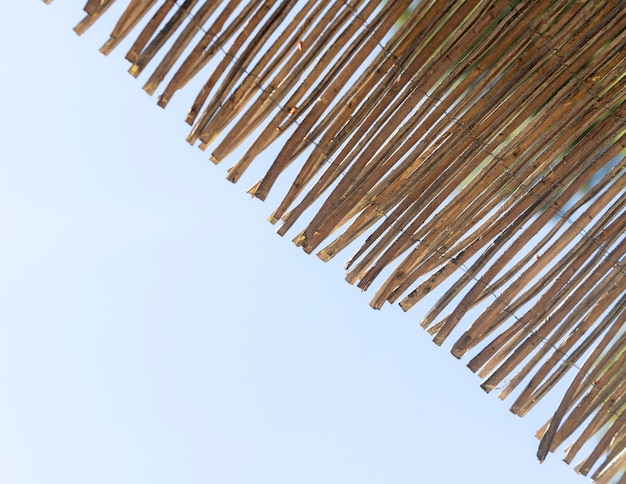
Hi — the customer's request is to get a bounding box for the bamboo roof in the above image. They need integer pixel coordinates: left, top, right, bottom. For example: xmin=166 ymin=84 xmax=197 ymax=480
xmin=45 ymin=1 xmax=625 ymax=481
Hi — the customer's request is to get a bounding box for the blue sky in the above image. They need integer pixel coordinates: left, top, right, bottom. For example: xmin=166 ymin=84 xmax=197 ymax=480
xmin=0 ymin=3 xmax=590 ymax=483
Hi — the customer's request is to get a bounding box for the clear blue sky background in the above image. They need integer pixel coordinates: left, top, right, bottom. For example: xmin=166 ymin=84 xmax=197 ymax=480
xmin=0 ymin=3 xmax=590 ymax=483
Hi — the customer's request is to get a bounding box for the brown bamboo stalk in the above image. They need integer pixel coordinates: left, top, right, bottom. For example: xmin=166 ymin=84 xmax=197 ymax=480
xmin=562 ymin=368 xmax=626 ymax=465
xmin=494 ymin=267 xmax=625 ymax=401
xmin=348 ymin=0 xmax=616 ymax=288
xmin=471 ymin=236 xmax=620 ymax=383
xmin=592 ymin=436 xmax=626 ymax=483
xmin=74 ymin=0 xmax=116 ymax=35
xmin=423 ymin=95 xmax=626 ymax=343
xmin=248 ymin=0 xmax=401 ymax=198
xmin=171 ymin=0 xmax=316 ymax=128
xmin=184 ymin=0 xmax=296 ymax=132
xmin=292 ymin=1 xmax=542 ymax=254
xmin=576 ymin=395 xmax=626 ymax=476
xmin=265 ymin=0 xmax=422 ymax=223
xmin=536 ymin=316 xmax=626 ymax=460
xmin=449 ymin=146 xmax=626 ymax=360
xmin=538 ymin=330 xmax=626 ymax=458
xmin=368 ymin=0 xmax=620 ymax=310
xmin=129 ymin=0 xmax=199 ymax=77
xmin=471 ymin=137 xmax=626 ymax=307
xmin=265 ymin=0 xmax=469 ymax=226
xmin=142 ymin=0 xmax=221 ymax=95
xmin=322 ymin=0 xmax=588 ymax=292
xmin=471 ymin=221 xmax=626 ymax=382
xmin=394 ymin=52 xmax=626 ymax=307
xmin=250 ymin=0 xmax=540 ymax=234
xmin=190 ymin=0 xmax=301 ymax=148
xmin=513 ymin=294 xmax=626 ymax=418
xmin=188 ymin=1 xmax=353 ymax=150
xmin=455 ymin=181 xmax=626 ymax=368
xmin=100 ymin=0 xmax=158 ymax=55
xmin=157 ymin=0 xmax=248 ymax=108
xmin=125 ymin=0 xmax=177 ymax=64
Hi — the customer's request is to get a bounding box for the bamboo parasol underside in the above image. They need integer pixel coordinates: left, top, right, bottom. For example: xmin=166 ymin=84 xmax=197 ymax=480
xmin=43 ymin=1 xmax=626 ymax=481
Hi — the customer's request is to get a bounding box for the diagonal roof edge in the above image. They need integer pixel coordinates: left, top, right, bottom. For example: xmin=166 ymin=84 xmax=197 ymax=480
xmin=44 ymin=1 xmax=626 ymax=481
